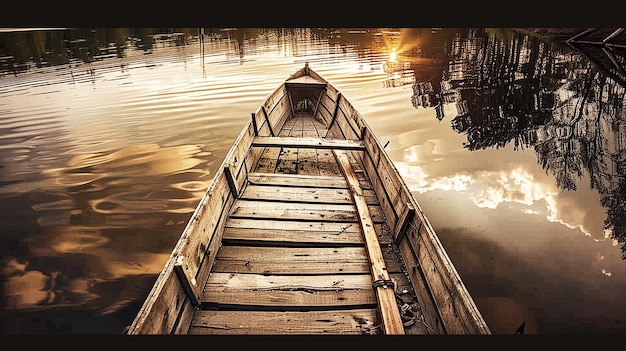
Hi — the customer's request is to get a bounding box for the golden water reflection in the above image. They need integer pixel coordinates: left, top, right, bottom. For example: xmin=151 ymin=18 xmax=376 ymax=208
xmin=1 ymin=27 xmax=625 ymax=334
xmin=3 ymin=140 xmax=217 ymax=313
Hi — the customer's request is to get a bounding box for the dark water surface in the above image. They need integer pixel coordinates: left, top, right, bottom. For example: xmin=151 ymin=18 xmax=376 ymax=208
xmin=1 ymin=28 xmax=625 ymax=334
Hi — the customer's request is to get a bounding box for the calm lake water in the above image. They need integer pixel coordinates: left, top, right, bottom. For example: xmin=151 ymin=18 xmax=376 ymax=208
xmin=1 ymin=27 xmax=625 ymax=334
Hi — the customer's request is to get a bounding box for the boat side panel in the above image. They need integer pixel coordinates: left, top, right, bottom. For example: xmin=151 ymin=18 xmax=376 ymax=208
xmin=127 ymin=260 xmax=193 ymax=334
xmin=314 ymin=91 xmax=336 ymax=129
xmin=361 ymin=125 xmax=491 ymax=334
xmin=251 ymin=109 xmax=272 ymax=137
xmin=400 ymin=213 xmax=491 ymax=334
xmin=328 ymin=90 xmax=490 ymax=334
xmin=224 ymin=121 xmax=257 ymax=197
xmin=323 ymin=94 xmax=361 ymax=140
xmin=361 ymin=128 xmax=417 ymax=230
xmin=360 ymin=150 xmax=399 ymax=230
xmin=337 ymin=95 xmax=367 ymax=139
xmin=127 ymin=171 xmax=234 ymax=334
xmin=261 ymin=84 xmax=292 ymax=134
xmin=130 ymin=117 xmax=263 ymax=333
xmin=174 ymin=172 xmax=234 ymax=303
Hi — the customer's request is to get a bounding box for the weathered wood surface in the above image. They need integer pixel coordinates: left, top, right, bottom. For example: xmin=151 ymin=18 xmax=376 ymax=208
xmin=228 ymin=200 xmax=386 ymax=223
xmin=131 ymin=63 xmax=490 ymax=335
xmin=189 ymin=309 xmax=378 ymax=335
xmin=247 ymin=172 xmax=347 ymax=188
xmin=334 ymin=149 xmax=405 ymax=335
xmin=188 ymin=111 xmax=410 ymax=334
xmin=223 ymin=219 xmax=366 ymax=246
xmin=202 ymin=273 xmax=377 ymax=308
xmin=252 ymin=136 xmax=365 ymax=150
xmin=212 ymin=245 xmax=371 ymax=274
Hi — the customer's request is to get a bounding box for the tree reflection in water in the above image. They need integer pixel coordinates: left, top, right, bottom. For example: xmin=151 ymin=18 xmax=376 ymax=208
xmin=444 ymin=28 xmax=626 ymax=259
xmin=1 ymin=27 xmax=624 ymax=257
xmin=1 ymin=28 xmax=625 ymax=334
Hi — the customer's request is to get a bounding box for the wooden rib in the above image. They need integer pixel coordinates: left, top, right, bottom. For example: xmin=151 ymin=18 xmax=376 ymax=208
xmin=333 ymin=149 xmax=405 ymax=335
xmin=394 ymin=202 xmax=416 ymax=244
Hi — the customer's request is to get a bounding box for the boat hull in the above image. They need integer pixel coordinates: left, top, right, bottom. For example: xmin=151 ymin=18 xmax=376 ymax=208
xmin=127 ymin=63 xmax=491 ymax=335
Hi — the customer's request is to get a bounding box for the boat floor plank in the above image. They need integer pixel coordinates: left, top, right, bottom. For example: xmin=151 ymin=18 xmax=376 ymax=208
xmin=229 ymin=200 xmax=385 ymax=223
xmin=195 ymin=113 xmax=423 ymax=334
xmin=189 ymin=309 xmax=379 ymax=335
xmin=241 ymin=184 xmax=353 ymax=204
xmin=212 ymin=246 xmax=370 ymax=274
xmin=247 ymin=172 xmax=347 ymax=188
xmin=222 ymin=226 xmax=365 ymax=246
xmin=131 ymin=65 xmax=489 ymax=336
xmin=241 ymin=184 xmax=378 ymax=205
xmin=223 ymin=218 xmax=393 ymax=246
xmin=255 ymin=147 xmax=281 ymax=173
xmin=202 ymin=272 xmax=376 ymax=308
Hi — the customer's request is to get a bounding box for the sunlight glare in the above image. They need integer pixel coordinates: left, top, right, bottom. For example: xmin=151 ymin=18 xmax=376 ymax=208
xmin=389 ymin=49 xmax=397 ymax=63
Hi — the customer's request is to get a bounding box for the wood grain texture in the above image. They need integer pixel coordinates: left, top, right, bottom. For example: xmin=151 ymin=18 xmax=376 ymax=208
xmin=333 ymin=149 xmax=405 ymax=335
xmin=189 ymin=309 xmax=378 ymax=335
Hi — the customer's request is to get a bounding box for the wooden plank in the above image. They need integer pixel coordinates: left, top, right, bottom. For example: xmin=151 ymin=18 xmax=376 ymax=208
xmin=316 ymin=148 xmax=342 ymax=176
xmin=362 ymin=127 xmax=417 ymax=228
xmin=212 ymin=246 xmax=370 ymax=274
xmin=327 ymin=92 xmax=342 ymax=131
xmin=398 ymin=232 xmax=445 ymax=334
xmin=228 ymin=200 xmax=385 ymax=223
xmin=274 ymin=147 xmax=298 ymax=174
xmin=394 ymin=202 xmax=416 ymax=244
xmin=316 ymin=92 xmax=336 ymax=126
xmin=260 ymin=106 xmax=275 ymax=137
xmin=202 ymin=273 xmax=376 ymax=307
xmin=333 ymin=149 xmax=405 ymax=335
xmin=253 ymin=136 xmax=366 ymax=150
xmin=297 ymin=147 xmax=321 ymax=175
xmin=241 ymin=184 xmax=353 ymax=204
xmin=259 ymin=85 xmax=290 ymax=133
xmin=226 ymin=218 xmax=363 ymax=232
xmin=223 ymin=219 xmax=365 ymax=246
xmin=251 ymin=113 xmax=259 ymax=136
xmin=253 ymin=147 xmax=281 ymax=173
xmin=127 ymin=266 xmax=192 ymax=334
xmin=189 ymin=309 xmax=378 ymax=335
xmin=338 ymin=94 xmax=367 ymax=139
xmin=399 ymin=214 xmax=491 ymax=334
xmin=301 ymin=115 xmax=325 ymax=137
xmin=247 ymin=172 xmax=347 ymax=188
xmin=220 ymin=120 xmax=257 ymax=197
xmin=336 ymin=104 xmax=362 ymax=140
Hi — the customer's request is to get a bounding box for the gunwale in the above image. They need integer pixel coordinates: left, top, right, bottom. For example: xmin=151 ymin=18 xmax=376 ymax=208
xmin=126 ymin=63 xmax=491 ymax=335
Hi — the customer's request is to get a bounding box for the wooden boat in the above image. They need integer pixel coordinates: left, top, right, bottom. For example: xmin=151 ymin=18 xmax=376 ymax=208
xmin=126 ymin=63 xmax=491 ymax=335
